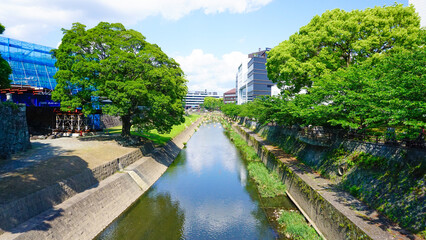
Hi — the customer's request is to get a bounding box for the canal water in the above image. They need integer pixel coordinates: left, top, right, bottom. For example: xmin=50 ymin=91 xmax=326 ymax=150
xmin=96 ymin=122 xmax=295 ymax=240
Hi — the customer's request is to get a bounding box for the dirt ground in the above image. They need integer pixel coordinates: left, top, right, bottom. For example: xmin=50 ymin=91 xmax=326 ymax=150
xmin=0 ymin=135 xmax=137 ymax=203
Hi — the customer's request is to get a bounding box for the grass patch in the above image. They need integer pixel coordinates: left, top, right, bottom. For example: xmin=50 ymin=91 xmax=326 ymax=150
xmin=223 ymin=118 xmax=321 ymax=239
xmin=107 ymin=114 xmax=201 ymax=145
xmin=221 ymin=119 xmax=286 ymax=197
xmin=278 ymin=210 xmax=321 ymax=240
xmin=247 ymin=162 xmax=286 ymax=198
xmin=222 ymin=122 xmax=260 ymax=162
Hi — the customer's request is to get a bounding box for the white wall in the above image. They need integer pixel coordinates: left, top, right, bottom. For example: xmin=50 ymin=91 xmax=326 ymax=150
xmin=409 ymin=0 xmax=426 ymax=28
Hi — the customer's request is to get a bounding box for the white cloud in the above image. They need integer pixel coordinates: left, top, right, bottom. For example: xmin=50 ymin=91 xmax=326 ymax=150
xmin=0 ymin=0 xmax=272 ymax=42
xmin=174 ymin=49 xmax=248 ymax=95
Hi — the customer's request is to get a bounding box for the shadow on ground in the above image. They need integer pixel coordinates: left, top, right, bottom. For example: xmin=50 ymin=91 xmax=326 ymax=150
xmin=0 ymin=154 xmax=99 ymax=234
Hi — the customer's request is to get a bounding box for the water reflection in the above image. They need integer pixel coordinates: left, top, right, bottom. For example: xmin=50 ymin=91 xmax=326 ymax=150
xmin=97 ymin=190 xmax=185 ymax=240
xmin=96 ymin=123 xmax=278 ymax=239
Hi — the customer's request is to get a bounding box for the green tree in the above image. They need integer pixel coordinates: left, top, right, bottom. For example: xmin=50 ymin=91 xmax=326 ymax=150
xmin=0 ymin=23 xmax=12 ymax=89
xmin=267 ymin=4 xmax=421 ymax=95
xmin=52 ymin=22 xmax=187 ymax=137
xmin=203 ymin=97 xmax=222 ymax=111
xmin=301 ymin=44 xmax=425 ymax=134
xmin=221 ymin=103 xmax=241 ymax=118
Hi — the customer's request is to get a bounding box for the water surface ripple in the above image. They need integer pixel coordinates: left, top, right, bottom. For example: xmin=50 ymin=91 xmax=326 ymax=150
xmin=96 ymin=122 xmax=278 ymax=239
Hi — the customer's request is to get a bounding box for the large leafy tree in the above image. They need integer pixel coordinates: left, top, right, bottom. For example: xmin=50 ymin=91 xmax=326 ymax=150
xmin=267 ymin=4 xmax=421 ymax=95
xmin=53 ymin=22 xmax=187 ymax=136
xmin=0 ymin=23 xmax=12 ymax=89
xmin=203 ymin=97 xmax=222 ymax=111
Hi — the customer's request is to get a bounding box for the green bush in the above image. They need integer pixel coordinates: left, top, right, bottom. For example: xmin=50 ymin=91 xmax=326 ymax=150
xmin=247 ymin=162 xmax=286 ymax=198
xmin=278 ymin=210 xmax=321 ymax=240
xmin=351 ymin=152 xmax=386 ymax=169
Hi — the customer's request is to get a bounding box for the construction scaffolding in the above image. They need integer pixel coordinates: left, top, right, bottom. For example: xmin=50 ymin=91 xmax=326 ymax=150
xmin=0 ymin=36 xmax=57 ymax=90
xmin=54 ymin=111 xmax=102 ymax=133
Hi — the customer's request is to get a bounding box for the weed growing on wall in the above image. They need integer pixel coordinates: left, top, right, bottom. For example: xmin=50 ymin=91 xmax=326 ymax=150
xmin=0 ymin=101 xmax=18 ymax=110
xmin=247 ymin=162 xmax=286 ymax=198
xmin=222 ymin=119 xmax=287 ymax=197
xmin=278 ymin=210 xmax=321 ymax=240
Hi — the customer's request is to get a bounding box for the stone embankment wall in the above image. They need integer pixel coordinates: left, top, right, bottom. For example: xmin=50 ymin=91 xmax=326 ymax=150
xmin=231 ymin=121 xmax=414 ymax=240
xmin=0 ymin=104 xmax=31 ymax=159
xmin=100 ymin=115 xmax=122 ymax=129
xmin=0 ymin=117 xmax=202 ymax=240
xmin=0 ymin=148 xmax=148 ymax=231
xmin=241 ymin=117 xmax=425 ymax=167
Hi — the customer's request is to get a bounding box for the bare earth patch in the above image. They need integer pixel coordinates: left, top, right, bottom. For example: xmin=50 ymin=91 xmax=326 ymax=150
xmin=0 ymin=135 xmax=137 ymax=203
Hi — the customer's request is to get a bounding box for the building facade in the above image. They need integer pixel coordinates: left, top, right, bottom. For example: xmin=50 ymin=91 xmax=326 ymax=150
xmin=236 ymin=48 xmax=275 ymax=104
xmin=0 ymin=37 xmax=102 ymax=134
xmin=409 ymin=0 xmax=426 ymax=27
xmin=0 ymin=36 xmax=58 ymax=90
xmin=223 ymin=88 xmax=236 ymax=104
xmin=184 ymin=90 xmax=219 ymax=109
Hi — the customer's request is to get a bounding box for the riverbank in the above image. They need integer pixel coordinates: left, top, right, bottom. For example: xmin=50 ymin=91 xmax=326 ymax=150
xmin=0 ymin=116 xmax=202 ymax=240
xmin=221 ymin=119 xmax=321 ymax=240
xmin=227 ymin=117 xmax=419 ymax=240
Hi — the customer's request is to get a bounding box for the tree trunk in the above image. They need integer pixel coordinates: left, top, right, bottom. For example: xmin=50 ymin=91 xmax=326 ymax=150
xmin=121 ymin=115 xmax=131 ymax=137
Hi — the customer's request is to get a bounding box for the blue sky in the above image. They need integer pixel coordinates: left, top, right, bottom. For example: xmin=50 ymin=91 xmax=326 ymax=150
xmin=0 ymin=0 xmax=414 ymax=94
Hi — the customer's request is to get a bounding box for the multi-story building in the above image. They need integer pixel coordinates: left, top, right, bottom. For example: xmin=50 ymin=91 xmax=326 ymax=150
xmin=184 ymin=89 xmax=219 ymax=109
xmin=223 ymin=88 xmax=236 ymax=104
xmin=409 ymin=0 xmax=426 ymax=27
xmin=0 ymin=37 xmax=101 ymax=133
xmin=0 ymin=36 xmax=58 ymax=90
xmin=236 ymin=48 xmax=275 ymax=104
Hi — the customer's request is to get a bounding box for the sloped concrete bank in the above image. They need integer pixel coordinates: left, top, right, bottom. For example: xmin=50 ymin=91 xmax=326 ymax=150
xmin=230 ymin=121 xmax=414 ymax=240
xmin=0 ymin=117 xmax=202 ymax=240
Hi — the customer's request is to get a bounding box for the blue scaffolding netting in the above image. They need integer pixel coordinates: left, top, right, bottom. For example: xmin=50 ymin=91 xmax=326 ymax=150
xmin=0 ymin=36 xmax=57 ymax=90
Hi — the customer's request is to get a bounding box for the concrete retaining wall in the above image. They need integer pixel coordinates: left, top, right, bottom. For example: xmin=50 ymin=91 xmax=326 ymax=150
xmin=0 ymin=144 xmax=146 ymax=232
xmin=0 ymin=117 xmax=202 ymax=240
xmin=241 ymin=118 xmax=425 ymax=167
xmin=231 ymin=122 xmax=411 ymax=240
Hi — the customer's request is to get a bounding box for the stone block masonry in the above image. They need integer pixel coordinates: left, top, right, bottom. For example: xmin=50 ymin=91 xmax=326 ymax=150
xmin=0 ymin=116 xmax=202 ymax=240
xmin=231 ymin=122 xmax=414 ymax=240
xmin=0 ymin=104 xmax=31 ymax=159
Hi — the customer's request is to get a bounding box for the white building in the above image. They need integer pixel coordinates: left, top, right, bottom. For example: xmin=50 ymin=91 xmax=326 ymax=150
xmin=236 ymin=48 xmax=276 ymax=105
xmin=236 ymin=58 xmax=249 ymax=105
xmin=409 ymin=0 xmax=426 ymax=27
xmin=184 ymin=90 xmax=220 ymax=109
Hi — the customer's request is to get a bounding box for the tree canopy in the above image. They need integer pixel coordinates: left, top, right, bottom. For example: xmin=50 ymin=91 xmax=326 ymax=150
xmin=52 ymin=22 xmax=187 ymax=136
xmin=266 ymin=4 xmax=421 ymax=96
xmin=202 ymin=97 xmax=223 ymax=111
xmin=0 ymin=23 xmax=12 ymax=89
xmin=223 ymin=4 xmax=425 ymax=140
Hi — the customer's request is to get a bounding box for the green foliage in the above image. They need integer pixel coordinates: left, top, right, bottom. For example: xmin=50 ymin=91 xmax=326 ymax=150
xmin=52 ymin=22 xmax=187 ymax=137
xmin=222 ymin=119 xmax=287 ymax=197
xmin=225 ymin=37 xmax=426 ymax=139
xmin=0 ymin=101 xmax=18 ymax=110
xmin=227 ymin=129 xmax=260 ymax=162
xmin=342 ymin=163 xmax=426 ymax=233
xmin=247 ymin=162 xmax=286 ymax=198
xmin=278 ymin=210 xmax=321 ymax=240
xmin=0 ymin=22 xmax=11 ymax=89
xmin=349 ymin=185 xmax=361 ymax=198
xmin=302 ymin=46 xmax=426 ymax=132
xmin=107 ymin=114 xmax=200 ymax=145
xmin=220 ymin=103 xmax=241 ymax=118
xmin=351 ymin=152 xmax=386 ymax=169
xmin=202 ymin=97 xmax=223 ymax=111
xmin=267 ymin=4 xmax=421 ymax=95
